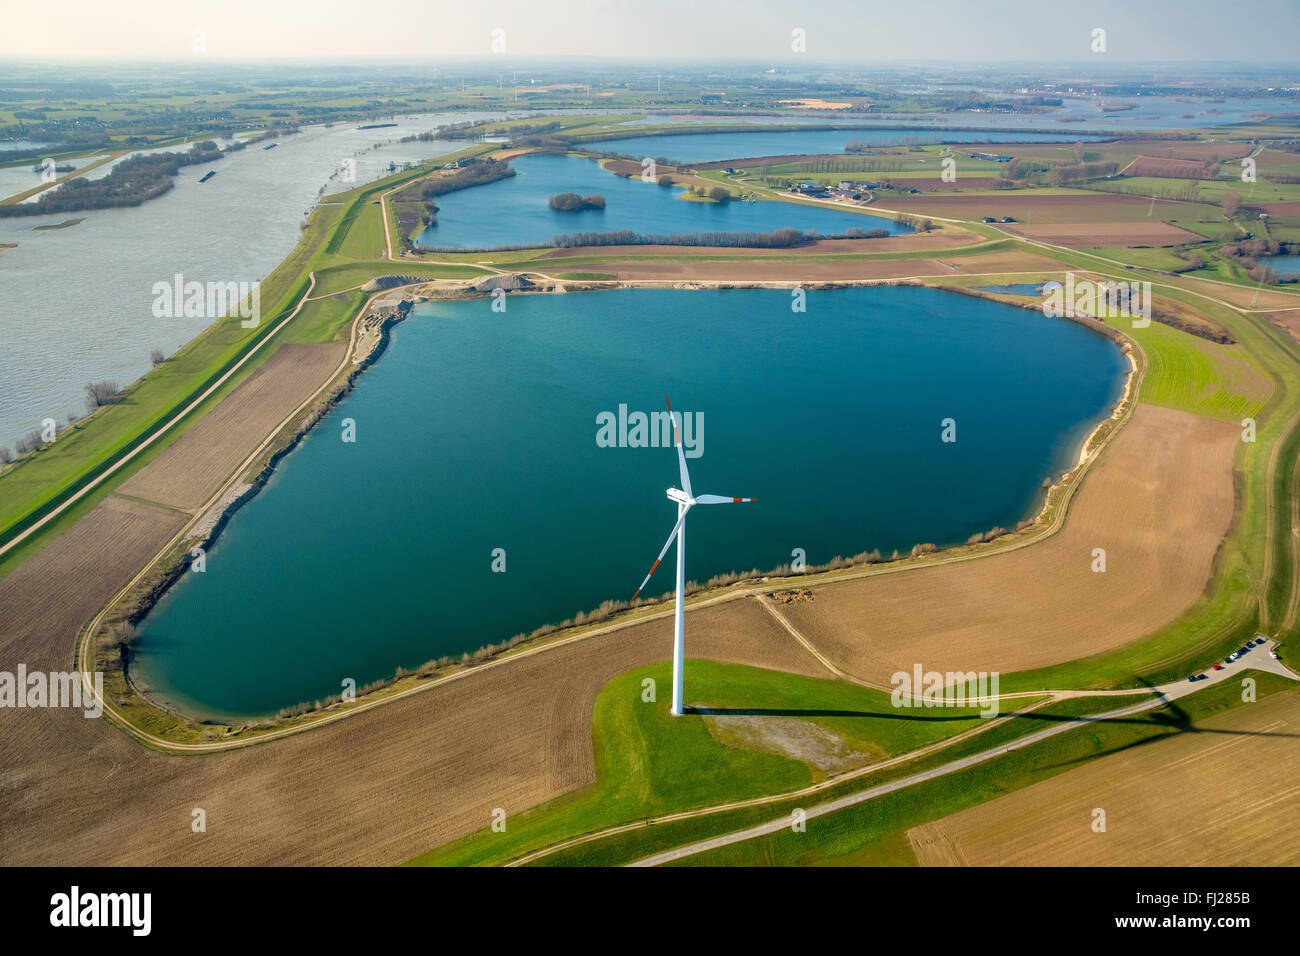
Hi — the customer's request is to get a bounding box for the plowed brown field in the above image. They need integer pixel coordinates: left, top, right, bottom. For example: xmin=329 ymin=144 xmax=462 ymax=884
xmin=1001 ymin=221 xmax=1203 ymax=248
xmin=907 ymin=688 xmax=1300 ymax=866
xmin=119 ymin=344 xmax=344 ymax=511
xmin=0 ymin=496 xmax=187 ymax=661
xmin=596 ymin=249 xmax=1065 ymax=282
xmin=0 ymin=598 xmax=823 ymax=864
xmin=777 ymin=404 xmax=1239 ymax=682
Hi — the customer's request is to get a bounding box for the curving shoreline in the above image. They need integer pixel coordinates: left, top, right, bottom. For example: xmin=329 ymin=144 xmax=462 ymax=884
xmin=101 ymin=276 xmax=1141 ymax=734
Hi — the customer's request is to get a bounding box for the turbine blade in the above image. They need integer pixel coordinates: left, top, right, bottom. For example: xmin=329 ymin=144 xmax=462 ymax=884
xmin=633 ymin=507 xmax=689 ymax=600
xmin=694 ymin=494 xmax=756 ymax=504
xmin=665 ymin=396 xmax=692 ymax=497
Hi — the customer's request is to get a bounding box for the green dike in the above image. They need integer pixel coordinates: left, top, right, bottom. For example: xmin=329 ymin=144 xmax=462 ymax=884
xmin=406 ymin=661 xmax=1012 ymax=867
xmin=0 ymin=154 xmax=490 ymax=575
xmin=671 ymin=674 xmax=1296 ymax=866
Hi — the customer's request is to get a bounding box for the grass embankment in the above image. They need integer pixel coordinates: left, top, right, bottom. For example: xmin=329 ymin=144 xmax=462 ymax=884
xmin=408 ymin=660 xmax=1031 ymax=867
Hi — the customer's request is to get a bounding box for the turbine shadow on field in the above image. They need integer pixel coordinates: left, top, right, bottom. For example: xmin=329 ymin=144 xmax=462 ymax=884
xmin=688 ymin=706 xmax=976 ymax=721
xmin=1034 ymin=677 xmax=1300 ymax=770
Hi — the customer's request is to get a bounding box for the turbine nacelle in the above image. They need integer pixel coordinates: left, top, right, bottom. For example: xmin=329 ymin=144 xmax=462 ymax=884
xmin=666 ymin=487 xmax=693 ymax=507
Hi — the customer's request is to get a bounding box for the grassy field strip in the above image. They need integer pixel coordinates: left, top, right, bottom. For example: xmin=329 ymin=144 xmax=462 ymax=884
xmin=379 ymin=180 xmax=402 ymax=260
xmin=1260 ymin=402 xmax=1300 ymax=631
xmin=0 ymin=273 xmax=319 ymax=564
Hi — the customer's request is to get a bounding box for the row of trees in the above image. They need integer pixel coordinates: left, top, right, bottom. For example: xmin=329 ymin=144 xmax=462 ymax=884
xmin=550 ymin=224 xmax=918 ymax=248
xmin=1046 ymin=161 xmax=1120 ymax=186
xmin=552 ymin=227 xmax=811 ymax=248
xmin=895 ymin=214 xmax=935 ymax=232
xmin=685 ymin=185 xmax=732 ymax=202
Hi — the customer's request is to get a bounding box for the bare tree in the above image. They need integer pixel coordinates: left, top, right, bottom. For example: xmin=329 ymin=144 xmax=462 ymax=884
xmin=1072 ymin=141 xmax=1085 ymax=163
xmin=150 ymin=347 xmax=166 ymax=366
xmin=84 ymin=380 xmax=120 ymax=410
xmin=0 ymin=447 xmax=12 ymax=464
xmin=14 ymin=430 xmax=44 ymax=454
xmin=1223 ymin=191 xmax=1242 ymax=219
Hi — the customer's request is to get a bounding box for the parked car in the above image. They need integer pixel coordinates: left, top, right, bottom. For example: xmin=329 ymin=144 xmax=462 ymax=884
xmin=1270 ymin=651 xmax=1280 ymax=659
xmin=1213 ymin=664 xmax=1224 ymax=670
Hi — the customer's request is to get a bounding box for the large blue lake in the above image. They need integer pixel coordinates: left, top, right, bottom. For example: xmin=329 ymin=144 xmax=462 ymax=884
xmin=130 ymin=286 xmax=1126 ymax=718
xmin=416 ymin=153 xmax=905 ymax=249
xmin=586 ymin=128 xmax=1102 ymax=164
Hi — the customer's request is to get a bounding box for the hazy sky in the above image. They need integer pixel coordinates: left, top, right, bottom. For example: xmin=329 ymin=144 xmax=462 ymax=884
xmin=6 ymin=0 xmax=1300 ymax=63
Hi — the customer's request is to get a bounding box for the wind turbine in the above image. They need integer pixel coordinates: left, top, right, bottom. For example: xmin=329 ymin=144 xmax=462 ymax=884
xmin=632 ymin=398 xmax=755 ymax=716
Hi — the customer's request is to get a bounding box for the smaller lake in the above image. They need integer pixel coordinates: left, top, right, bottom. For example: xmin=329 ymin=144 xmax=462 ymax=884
xmin=416 ymin=153 xmax=907 ymax=249
xmin=1258 ymin=254 xmax=1300 ymax=277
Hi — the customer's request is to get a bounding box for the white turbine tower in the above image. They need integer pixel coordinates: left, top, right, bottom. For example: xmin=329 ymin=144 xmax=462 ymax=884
xmin=633 ymin=398 xmax=755 ymax=716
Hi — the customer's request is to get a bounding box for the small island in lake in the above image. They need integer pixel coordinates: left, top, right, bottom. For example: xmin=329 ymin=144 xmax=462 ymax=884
xmin=549 ymin=192 xmax=606 ymax=211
